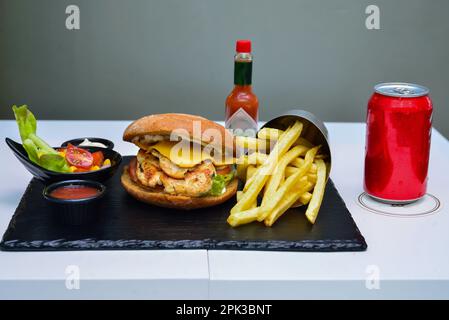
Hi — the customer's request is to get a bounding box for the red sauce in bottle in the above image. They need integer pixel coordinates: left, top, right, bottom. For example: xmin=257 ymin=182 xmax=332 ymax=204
xmin=50 ymin=185 xmax=99 ymax=200
xmin=225 ymin=40 xmax=259 ymax=137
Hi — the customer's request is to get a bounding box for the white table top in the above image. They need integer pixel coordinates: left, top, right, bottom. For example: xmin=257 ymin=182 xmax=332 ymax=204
xmin=0 ymin=120 xmax=448 ymax=299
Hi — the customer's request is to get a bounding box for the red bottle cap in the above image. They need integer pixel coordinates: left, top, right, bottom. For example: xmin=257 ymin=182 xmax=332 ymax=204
xmin=236 ymin=40 xmax=251 ymax=53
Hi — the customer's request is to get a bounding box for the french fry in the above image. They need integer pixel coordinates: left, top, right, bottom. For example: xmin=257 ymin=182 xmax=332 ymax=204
xmin=305 ymin=159 xmax=327 ymax=224
xmin=236 ymin=162 xmax=248 ymax=181
xmin=235 ymin=153 xmax=247 ymax=166
xmin=236 ymin=152 xmax=268 ymax=180
xmin=236 ymin=152 xmax=261 ymax=179
xmin=257 ymin=146 xmax=319 ymax=221
xmin=243 ymin=163 xmax=260 ymax=189
xmin=265 ymin=181 xmax=313 ymax=226
xmin=245 ymin=165 xmax=258 ymax=198
xmin=243 ymin=173 xmax=255 ymax=190
xmin=299 ymin=192 xmax=312 ymax=205
xmin=230 ymin=121 xmax=303 ymax=215
xmin=230 ymin=120 xmax=330 ymax=228
xmin=246 ymin=165 xmax=257 ymax=181
xmin=257 ymin=127 xmax=283 ymax=141
xmin=227 ymin=207 xmax=261 ymax=227
xmin=242 ymin=153 xmax=270 ymax=191
xmin=258 ymin=128 xmax=314 ymax=149
xmin=294 ymin=137 xmax=314 ymax=148
xmin=290 ymin=158 xmax=317 ymax=173
xmin=292 ymin=183 xmax=315 ymax=207
xmin=307 ymin=173 xmax=317 ymax=184
xmin=246 ymin=151 xmax=319 ymax=192
xmin=247 ymin=152 xmax=268 ymax=166
xmin=285 ymin=166 xmax=317 ymax=182
xmin=284 ymin=166 xmax=296 ymax=177
xmin=236 ymin=128 xmax=298 ymax=212
xmin=235 ymin=152 xmax=253 ymax=181
xmin=258 ymin=172 xmax=308 ymax=221
xmin=261 ymin=145 xmax=308 ymax=207
xmin=235 ymin=136 xmax=268 ymax=151
xmin=237 ymin=191 xmax=256 ymax=209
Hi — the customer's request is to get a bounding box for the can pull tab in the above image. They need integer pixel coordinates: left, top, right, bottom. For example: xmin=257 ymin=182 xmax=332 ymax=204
xmin=374 ymin=82 xmax=429 ymax=98
xmin=393 ymin=87 xmax=413 ymax=95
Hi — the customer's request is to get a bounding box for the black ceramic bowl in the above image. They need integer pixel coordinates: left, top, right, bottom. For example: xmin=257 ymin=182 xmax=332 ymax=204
xmin=5 ymin=138 xmax=122 ymax=184
xmin=43 ymin=180 xmax=106 ymax=226
xmin=61 ymin=137 xmax=114 ymax=149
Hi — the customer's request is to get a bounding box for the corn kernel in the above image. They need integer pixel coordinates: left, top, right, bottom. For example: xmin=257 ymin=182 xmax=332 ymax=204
xmin=91 ymin=165 xmax=100 ymax=171
xmin=103 ymin=159 xmax=111 ymax=167
xmin=69 ymin=166 xmax=77 ymax=172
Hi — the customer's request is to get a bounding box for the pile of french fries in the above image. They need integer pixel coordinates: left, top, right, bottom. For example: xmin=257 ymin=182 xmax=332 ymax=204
xmin=228 ymin=121 xmax=329 ymax=227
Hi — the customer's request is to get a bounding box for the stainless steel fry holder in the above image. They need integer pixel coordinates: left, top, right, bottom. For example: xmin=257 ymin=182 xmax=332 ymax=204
xmin=260 ymin=109 xmax=331 ymax=180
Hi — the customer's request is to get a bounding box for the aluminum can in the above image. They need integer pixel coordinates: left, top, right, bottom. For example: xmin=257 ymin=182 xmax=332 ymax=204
xmin=364 ymin=83 xmax=433 ymax=203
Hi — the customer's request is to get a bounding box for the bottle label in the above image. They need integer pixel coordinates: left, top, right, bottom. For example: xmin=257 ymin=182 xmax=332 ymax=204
xmin=226 ymin=108 xmax=258 ymax=137
xmin=234 ymin=61 xmax=252 ymax=85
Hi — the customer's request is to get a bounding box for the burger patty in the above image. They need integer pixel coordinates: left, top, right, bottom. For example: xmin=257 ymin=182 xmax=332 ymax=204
xmin=151 ymin=150 xmax=188 ymax=179
xmin=131 ymin=149 xmax=216 ymax=197
xmin=136 ymin=150 xmax=163 ymax=188
xmin=161 ymin=161 xmax=215 ymax=197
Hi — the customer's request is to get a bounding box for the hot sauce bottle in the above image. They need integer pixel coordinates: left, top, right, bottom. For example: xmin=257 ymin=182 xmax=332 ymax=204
xmin=225 ymin=40 xmax=259 ymax=137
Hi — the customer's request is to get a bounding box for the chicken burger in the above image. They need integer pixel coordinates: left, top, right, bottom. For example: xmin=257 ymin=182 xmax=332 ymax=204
xmin=121 ymin=113 xmax=238 ymax=209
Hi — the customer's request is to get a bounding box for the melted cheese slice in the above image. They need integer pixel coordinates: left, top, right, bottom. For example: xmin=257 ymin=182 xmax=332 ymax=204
xmin=149 ymin=140 xmax=234 ymax=168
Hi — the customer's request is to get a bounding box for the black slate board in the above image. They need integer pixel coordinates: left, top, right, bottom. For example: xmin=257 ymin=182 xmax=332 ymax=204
xmin=1 ymin=157 xmax=367 ymax=252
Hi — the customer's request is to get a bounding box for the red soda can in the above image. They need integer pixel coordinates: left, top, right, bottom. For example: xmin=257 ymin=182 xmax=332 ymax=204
xmin=364 ymin=83 xmax=433 ymax=203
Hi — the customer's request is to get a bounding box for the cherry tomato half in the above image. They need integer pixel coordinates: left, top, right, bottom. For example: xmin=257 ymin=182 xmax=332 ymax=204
xmin=92 ymin=151 xmax=104 ymax=167
xmin=129 ymin=157 xmax=138 ymax=182
xmin=65 ymin=144 xmax=94 ymax=169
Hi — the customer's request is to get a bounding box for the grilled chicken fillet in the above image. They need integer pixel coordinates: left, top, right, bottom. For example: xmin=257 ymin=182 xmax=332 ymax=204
xmin=131 ymin=149 xmax=217 ymax=197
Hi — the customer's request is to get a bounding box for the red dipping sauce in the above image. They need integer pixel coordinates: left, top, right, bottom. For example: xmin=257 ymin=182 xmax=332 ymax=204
xmin=50 ymin=185 xmax=100 ymax=200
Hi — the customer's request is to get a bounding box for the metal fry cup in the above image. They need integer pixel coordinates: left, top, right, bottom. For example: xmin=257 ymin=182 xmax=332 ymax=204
xmin=260 ymin=109 xmax=331 ymax=180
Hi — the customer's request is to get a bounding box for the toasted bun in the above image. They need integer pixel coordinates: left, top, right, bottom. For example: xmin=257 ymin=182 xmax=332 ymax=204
xmin=123 ymin=113 xmax=233 ymax=154
xmin=121 ymin=166 xmax=238 ymax=210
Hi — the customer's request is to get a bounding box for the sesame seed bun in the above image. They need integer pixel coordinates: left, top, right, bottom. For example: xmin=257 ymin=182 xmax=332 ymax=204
xmin=123 ymin=113 xmax=233 ymax=154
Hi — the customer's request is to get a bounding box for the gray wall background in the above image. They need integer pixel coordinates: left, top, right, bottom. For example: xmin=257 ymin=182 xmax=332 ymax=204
xmin=1 ymin=0 xmax=448 ymax=137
